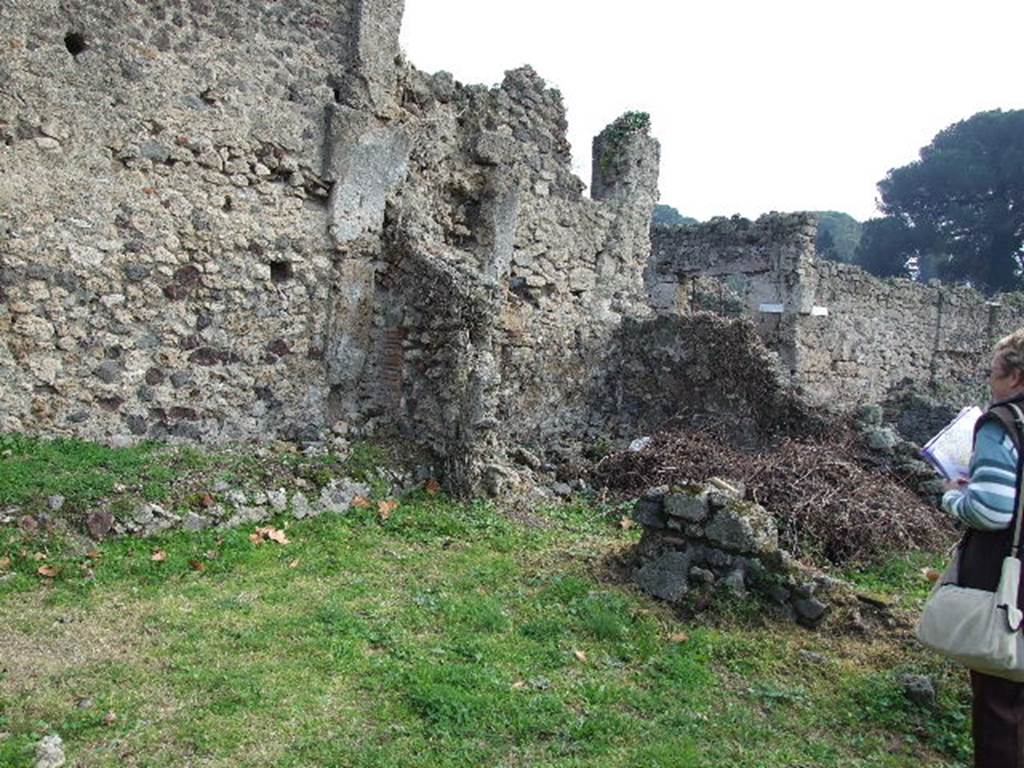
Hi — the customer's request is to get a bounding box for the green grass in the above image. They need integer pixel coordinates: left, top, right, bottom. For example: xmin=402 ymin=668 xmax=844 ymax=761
xmin=0 ymin=438 xmax=971 ymax=768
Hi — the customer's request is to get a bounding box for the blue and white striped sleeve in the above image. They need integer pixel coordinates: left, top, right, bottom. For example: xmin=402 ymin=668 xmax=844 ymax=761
xmin=942 ymin=420 xmax=1020 ymax=531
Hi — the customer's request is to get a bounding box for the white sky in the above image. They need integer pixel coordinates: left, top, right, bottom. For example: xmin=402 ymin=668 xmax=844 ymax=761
xmin=400 ymin=0 xmax=1024 ymax=222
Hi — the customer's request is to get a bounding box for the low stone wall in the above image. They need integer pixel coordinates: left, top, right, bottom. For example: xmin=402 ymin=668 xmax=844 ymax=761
xmin=632 ymin=480 xmax=839 ymax=628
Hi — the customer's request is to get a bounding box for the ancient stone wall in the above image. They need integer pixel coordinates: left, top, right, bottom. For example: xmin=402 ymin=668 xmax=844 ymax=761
xmin=0 ymin=1 xmax=660 ymax=494
xmin=1 ymin=0 xmax=367 ymax=443
xmin=650 ymin=214 xmax=1024 ymax=409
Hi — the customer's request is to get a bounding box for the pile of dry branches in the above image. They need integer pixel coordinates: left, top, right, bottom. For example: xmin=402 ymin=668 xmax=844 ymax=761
xmin=594 ymin=424 xmax=956 ymax=566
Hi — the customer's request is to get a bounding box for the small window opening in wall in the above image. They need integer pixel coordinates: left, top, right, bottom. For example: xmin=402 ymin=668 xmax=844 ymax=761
xmin=64 ymin=32 xmax=89 ymax=57
xmin=270 ymin=261 xmax=293 ymax=283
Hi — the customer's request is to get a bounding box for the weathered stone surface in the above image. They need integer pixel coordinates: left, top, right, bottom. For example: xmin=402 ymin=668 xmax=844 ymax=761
xmin=899 ymin=674 xmax=936 ymax=708
xmin=705 ymin=501 xmax=778 ymax=554
xmin=86 ymin=510 xmax=114 ymax=539
xmin=633 ymin=498 xmax=666 ymax=529
xmin=34 ymin=734 xmax=66 ymax=768
xmin=664 ymin=491 xmax=708 ymax=522
xmin=320 ymin=480 xmax=372 ymax=514
xmin=635 ymin=551 xmax=691 ymax=603
xmin=0 ymin=2 xmax=659 ymax=496
xmin=793 ymin=596 xmax=829 ymax=627
xmin=291 ymin=492 xmax=314 ymax=520
xmin=183 ymin=513 xmax=210 ymax=532
xmin=650 ymin=213 xmax=1024 ymax=411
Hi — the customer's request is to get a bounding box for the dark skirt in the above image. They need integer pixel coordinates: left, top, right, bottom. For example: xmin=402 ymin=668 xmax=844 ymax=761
xmin=972 ymin=669 xmax=1024 ymax=767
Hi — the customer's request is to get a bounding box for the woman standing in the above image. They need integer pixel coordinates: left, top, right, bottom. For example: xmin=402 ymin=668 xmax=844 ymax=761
xmin=942 ymin=329 xmax=1024 ymax=766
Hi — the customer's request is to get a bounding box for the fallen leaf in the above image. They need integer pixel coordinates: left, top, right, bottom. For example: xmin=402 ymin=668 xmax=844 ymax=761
xmin=86 ymin=550 xmax=102 ymax=560
xmin=32 ymin=552 xmax=47 ymax=561
xmin=0 ymin=557 xmax=10 ymax=570
xmin=511 ymin=680 xmax=527 ymax=690
xmin=37 ymin=565 xmax=58 ymax=578
xmin=198 ymin=492 xmax=214 ymax=508
xmin=103 ymin=710 xmax=117 ymax=726
xmin=267 ymin=529 xmax=289 ymax=545
xmin=425 ymin=478 xmax=441 ymax=495
xmin=573 ymin=649 xmax=587 ymax=663
xmin=377 ymin=499 xmax=398 ymax=521
xmin=288 ymin=559 xmax=300 ymax=569
xmin=669 ymin=632 xmax=689 ymax=643
xmin=352 ymin=495 xmax=371 ymax=509
xmin=248 ymin=532 xmax=264 ymax=546
xmin=922 ymin=567 xmax=941 ymax=582
xmin=255 ymin=526 xmax=289 ymax=545
xmin=150 ymin=550 xmax=167 ymax=562
xmin=188 ymin=560 xmax=206 ymax=572
xmin=618 ymin=516 xmax=635 ymax=530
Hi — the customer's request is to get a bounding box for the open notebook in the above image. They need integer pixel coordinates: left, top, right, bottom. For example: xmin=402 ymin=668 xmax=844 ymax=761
xmin=920 ymin=406 xmax=984 ymax=480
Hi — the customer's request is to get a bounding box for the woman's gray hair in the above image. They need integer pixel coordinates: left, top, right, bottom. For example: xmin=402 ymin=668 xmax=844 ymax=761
xmin=994 ymin=329 xmax=1024 ymax=378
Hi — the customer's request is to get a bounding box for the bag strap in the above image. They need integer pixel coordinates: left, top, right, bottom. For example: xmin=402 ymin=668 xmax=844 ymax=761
xmin=1004 ymin=403 xmax=1024 ymax=558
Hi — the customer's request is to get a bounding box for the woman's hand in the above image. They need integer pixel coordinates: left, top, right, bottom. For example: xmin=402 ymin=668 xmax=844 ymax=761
xmin=943 ymin=477 xmax=969 ymax=493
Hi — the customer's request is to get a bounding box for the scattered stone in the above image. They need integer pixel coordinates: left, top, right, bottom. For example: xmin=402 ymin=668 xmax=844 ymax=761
xmin=551 ymin=482 xmax=572 ymax=498
xmin=793 ymin=596 xmax=829 ymax=627
xmin=34 ymin=734 xmax=65 ymax=768
xmin=47 ymin=495 xmax=65 ymax=512
xmin=267 ymin=489 xmax=288 ymax=512
xmin=291 ymin=492 xmax=313 ymax=520
xmin=899 ymin=674 xmax=936 ymax=708
xmin=320 ymin=479 xmax=372 ymax=514
xmin=86 ymin=510 xmax=114 ymax=539
xmin=183 ymin=512 xmax=209 ymax=532
xmin=798 ymin=650 xmax=828 ymax=665
xmin=224 ymin=506 xmax=269 ymax=528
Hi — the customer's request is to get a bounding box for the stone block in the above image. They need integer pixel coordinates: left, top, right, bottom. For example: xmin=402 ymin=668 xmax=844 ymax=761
xmin=664 ymin=491 xmax=708 ymax=522
xmin=635 ymin=551 xmax=691 ymax=603
xmin=633 ymin=498 xmax=666 ymax=528
xmin=704 ymin=501 xmax=778 ymax=554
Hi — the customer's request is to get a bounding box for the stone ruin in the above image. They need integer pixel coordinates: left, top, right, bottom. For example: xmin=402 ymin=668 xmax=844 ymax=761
xmin=632 ymin=479 xmax=839 ymax=628
xmin=1 ymin=0 xmax=658 ymax=495
xmin=4 ymin=0 xmax=1024 ymax=504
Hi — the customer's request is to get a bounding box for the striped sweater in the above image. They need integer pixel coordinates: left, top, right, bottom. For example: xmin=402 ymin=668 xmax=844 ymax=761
xmin=942 ymin=420 xmax=1020 ymax=531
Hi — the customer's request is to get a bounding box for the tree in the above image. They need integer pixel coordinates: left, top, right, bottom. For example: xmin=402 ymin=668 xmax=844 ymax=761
xmin=813 ymin=211 xmax=862 ymax=263
xmin=853 ymin=217 xmax=916 ymax=279
xmin=652 ymin=204 xmax=698 ymax=227
xmin=877 ymin=109 xmax=1024 ymax=293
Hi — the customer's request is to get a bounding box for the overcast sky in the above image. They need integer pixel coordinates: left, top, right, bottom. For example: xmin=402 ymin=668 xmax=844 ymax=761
xmin=400 ymin=0 xmax=1024 ymax=222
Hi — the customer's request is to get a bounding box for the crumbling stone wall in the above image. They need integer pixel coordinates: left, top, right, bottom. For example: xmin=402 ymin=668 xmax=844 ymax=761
xmin=595 ymin=313 xmax=820 ymax=445
xmin=0 ymin=1 xmax=659 ymax=494
xmin=650 ymin=214 xmax=1024 ymax=409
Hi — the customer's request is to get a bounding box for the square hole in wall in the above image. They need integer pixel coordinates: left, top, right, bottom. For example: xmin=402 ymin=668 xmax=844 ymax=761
xmin=270 ymin=261 xmax=293 ymax=283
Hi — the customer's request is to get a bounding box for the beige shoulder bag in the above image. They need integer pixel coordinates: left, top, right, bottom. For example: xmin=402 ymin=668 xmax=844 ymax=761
xmin=916 ymin=402 xmax=1024 ymax=681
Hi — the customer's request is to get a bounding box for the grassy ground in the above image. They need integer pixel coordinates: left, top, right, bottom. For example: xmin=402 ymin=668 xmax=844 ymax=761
xmin=0 ymin=436 xmax=970 ymax=767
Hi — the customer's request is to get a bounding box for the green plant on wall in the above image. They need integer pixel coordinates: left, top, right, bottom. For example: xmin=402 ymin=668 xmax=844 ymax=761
xmin=598 ymin=111 xmax=650 ymax=175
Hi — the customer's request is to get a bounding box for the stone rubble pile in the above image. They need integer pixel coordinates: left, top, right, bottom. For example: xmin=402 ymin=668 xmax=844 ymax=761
xmin=632 ymin=479 xmax=839 ymax=628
